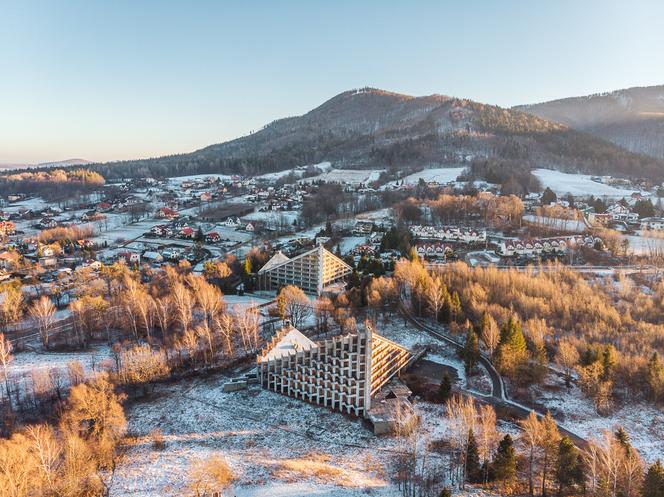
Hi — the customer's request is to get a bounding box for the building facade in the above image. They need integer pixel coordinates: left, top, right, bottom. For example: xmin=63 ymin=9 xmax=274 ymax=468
xmin=257 ymin=323 xmax=410 ymax=417
xmin=257 ymin=245 xmax=352 ymax=295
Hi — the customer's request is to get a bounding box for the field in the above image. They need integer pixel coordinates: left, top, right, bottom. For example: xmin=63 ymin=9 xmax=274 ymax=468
xmin=299 ymin=169 xmax=384 ymax=186
xmin=532 ymin=169 xmax=639 ymax=197
xmin=389 ymin=167 xmax=466 ymax=187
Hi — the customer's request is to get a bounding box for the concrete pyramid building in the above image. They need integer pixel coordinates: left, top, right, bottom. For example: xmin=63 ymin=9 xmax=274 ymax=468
xmin=257 ymin=322 xmax=410 ymax=417
xmin=257 ymin=244 xmax=352 ymax=295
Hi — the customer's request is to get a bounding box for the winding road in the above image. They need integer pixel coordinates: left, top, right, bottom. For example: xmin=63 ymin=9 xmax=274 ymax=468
xmin=400 ymin=303 xmax=588 ymax=447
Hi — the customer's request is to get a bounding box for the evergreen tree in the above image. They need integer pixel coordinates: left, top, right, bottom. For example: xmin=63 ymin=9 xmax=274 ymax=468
xmin=496 ymin=315 xmax=528 ymax=376
xmin=601 ymin=344 xmax=618 ymax=381
xmin=466 ymin=429 xmax=482 ymax=484
xmin=493 ymin=434 xmax=517 ymax=489
xmin=438 ymin=488 xmax=452 ymax=497
xmin=438 ymin=372 xmax=452 ymax=402
xmin=463 ymin=324 xmax=480 ymax=374
xmin=195 ymin=226 xmax=205 ymax=242
xmin=647 ymin=352 xmax=664 ymax=404
xmin=542 ymin=187 xmax=557 ymax=205
xmin=642 ymin=460 xmax=664 ymax=497
xmin=450 ymin=291 xmax=462 ymax=323
xmin=555 ymin=436 xmax=585 ymax=497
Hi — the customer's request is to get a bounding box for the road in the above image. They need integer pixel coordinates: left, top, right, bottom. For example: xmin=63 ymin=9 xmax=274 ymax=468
xmin=400 ymin=303 xmax=588 ymax=447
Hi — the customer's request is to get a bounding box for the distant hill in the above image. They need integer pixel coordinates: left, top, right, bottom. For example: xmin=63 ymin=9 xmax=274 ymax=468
xmin=52 ymin=88 xmax=664 ymax=184
xmin=515 ymin=85 xmax=664 ymax=160
xmin=37 ymin=158 xmax=92 ymax=168
xmin=0 ymin=158 xmax=91 ymax=170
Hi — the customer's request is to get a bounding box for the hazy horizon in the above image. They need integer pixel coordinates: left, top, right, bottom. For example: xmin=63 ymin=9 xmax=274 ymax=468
xmin=2 ymin=0 xmax=663 ymax=164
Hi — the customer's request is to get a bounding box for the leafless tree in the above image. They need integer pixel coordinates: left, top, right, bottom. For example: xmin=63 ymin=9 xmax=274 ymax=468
xmin=0 ymin=333 xmax=13 ymax=402
xmin=276 ymin=285 xmax=312 ymax=328
xmin=29 ymin=296 xmax=57 ymax=350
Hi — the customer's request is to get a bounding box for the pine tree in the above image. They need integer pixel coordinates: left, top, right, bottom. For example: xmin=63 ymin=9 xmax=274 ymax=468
xmin=493 ymin=434 xmax=517 ymax=489
xmin=438 ymin=488 xmax=452 ymax=497
xmin=555 ymin=436 xmax=584 ymax=497
xmin=438 ymin=372 xmax=452 ymax=402
xmin=647 ymin=352 xmax=664 ymax=404
xmin=601 ymin=344 xmax=618 ymax=381
xmin=542 ymin=187 xmax=557 ymax=205
xmin=466 ymin=429 xmax=482 ymax=484
xmin=496 ymin=315 xmax=528 ymax=376
xmin=463 ymin=324 xmax=480 ymax=374
xmin=642 ymin=459 xmax=664 ymax=497
xmin=450 ymin=291 xmax=462 ymax=323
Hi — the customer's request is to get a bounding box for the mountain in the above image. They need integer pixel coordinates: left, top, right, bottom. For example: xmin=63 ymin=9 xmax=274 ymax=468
xmin=515 ymin=85 xmax=664 ymax=160
xmin=37 ymin=158 xmax=92 ymax=168
xmin=78 ymin=88 xmax=664 ymax=184
xmin=0 ymin=158 xmax=91 ymax=170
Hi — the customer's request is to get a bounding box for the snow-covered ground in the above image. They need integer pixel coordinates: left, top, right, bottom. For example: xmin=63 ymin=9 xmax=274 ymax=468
xmin=337 ymin=236 xmax=367 ymax=255
xmin=167 ymin=173 xmax=233 ymax=186
xmin=385 ymin=167 xmax=465 ymax=188
xmin=522 ymin=214 xmax=588 ymax=233
xmin=528 ymin=373 xmax=664 ymax=463
xmin=621 ymin=233 xmax=664 ymax=256
xmin=110 ymin=377 xmax=404 ymax=497
xmin=256 ymin=162 xmax=332 ymax=182
xmin=299 ymin=169 xmax=384 ymax=186
xmin=532 ymin=169 xmax=639 ymax=198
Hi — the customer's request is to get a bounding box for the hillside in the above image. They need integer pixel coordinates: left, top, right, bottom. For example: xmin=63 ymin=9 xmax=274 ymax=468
xmin=78 ymin=88 xmax=664 ymax=183
xmin=516 ymin=85 xmax=664 ymax=159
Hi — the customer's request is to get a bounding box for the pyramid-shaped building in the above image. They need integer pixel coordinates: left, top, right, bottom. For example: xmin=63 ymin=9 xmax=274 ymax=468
xmin=257 ymin=323 xmax=410 ymax=417
xmin=257 ymin=245 xmax=352 ymax=295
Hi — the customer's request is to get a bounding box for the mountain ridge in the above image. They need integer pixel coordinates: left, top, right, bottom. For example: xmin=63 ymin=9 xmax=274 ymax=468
xmin=515 ymin=84 xmax=664 ymax=159
xmin=13 ymin=87 xmax=664 ymax=185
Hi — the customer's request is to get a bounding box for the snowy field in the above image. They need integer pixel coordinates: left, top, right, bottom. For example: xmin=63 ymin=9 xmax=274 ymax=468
xmin=532 ymin=169 xmax=639 ymax=198
xmin=299 ymin=169 xmax=384 ymax=186
xmin=256 ymin=162 xmax=332 ymax=182
xmin=337 ymin=236 xmax=367 ymax=255
xmin=167 ymin=174 xmax=233 ymax=186
xmin=522 ymin=214 xmax=588 ymax=233
xmin=386 ymin=167 xmax=465 ymax=188
xmin=621 ymin=233 xmax=664 ymax=256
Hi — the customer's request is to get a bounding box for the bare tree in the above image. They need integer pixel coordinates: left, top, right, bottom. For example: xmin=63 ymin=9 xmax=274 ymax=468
xmin=480 ymin=313 xmax=500 ymax=357
xmin=520 ymin=410 xmax=543 ymax=496
xmin=188 ymin=275 xmax=225 ymax=329
xmin=29 ymin=296 xmax=57 ymax=350
xmin=214 ymin=312 xmax=235 ymax=356
xmin=423 ymin=275 xmax=448 ymax=323
xmin=172 ymin=283 xmax=194 ymax=335
xmin=556 ymin=340 xmax=580 ymax=386
xmin=478 ymin=403 xmax=498 ymax=484
xmin=0 ymin=333 xmax=13 ymax=403
xmin=236 ymin=305 xmax=260 ymax=351
xmin=276 ymin=285 xmax=312 ymax=328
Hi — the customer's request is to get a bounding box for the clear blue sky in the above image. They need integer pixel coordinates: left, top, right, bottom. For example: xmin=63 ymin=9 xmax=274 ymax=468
xmin=2 ymin=0 xmax=663 ymax=164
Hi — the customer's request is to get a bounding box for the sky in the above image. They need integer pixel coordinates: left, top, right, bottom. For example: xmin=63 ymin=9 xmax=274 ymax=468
xmin=1 ymin=0 xmax=663 ymax=164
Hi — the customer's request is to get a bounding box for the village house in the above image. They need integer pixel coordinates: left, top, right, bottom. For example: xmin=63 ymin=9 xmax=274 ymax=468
xmin=411 ymin=225 xmax=486 ymax=243
xmin=640 ymin=217 xmax=664 ymax=231
xmin=606 ymin=204 xmax=639 ymax=223
xmin=498 ymin=235 xmax=601 ymax=257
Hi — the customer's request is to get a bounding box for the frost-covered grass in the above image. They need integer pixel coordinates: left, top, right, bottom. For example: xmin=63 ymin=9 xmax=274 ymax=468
xmin=110 ymin=377 xmax=404 ymax=496
xmin=532 ymin=169 xmax=639 ymax=198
